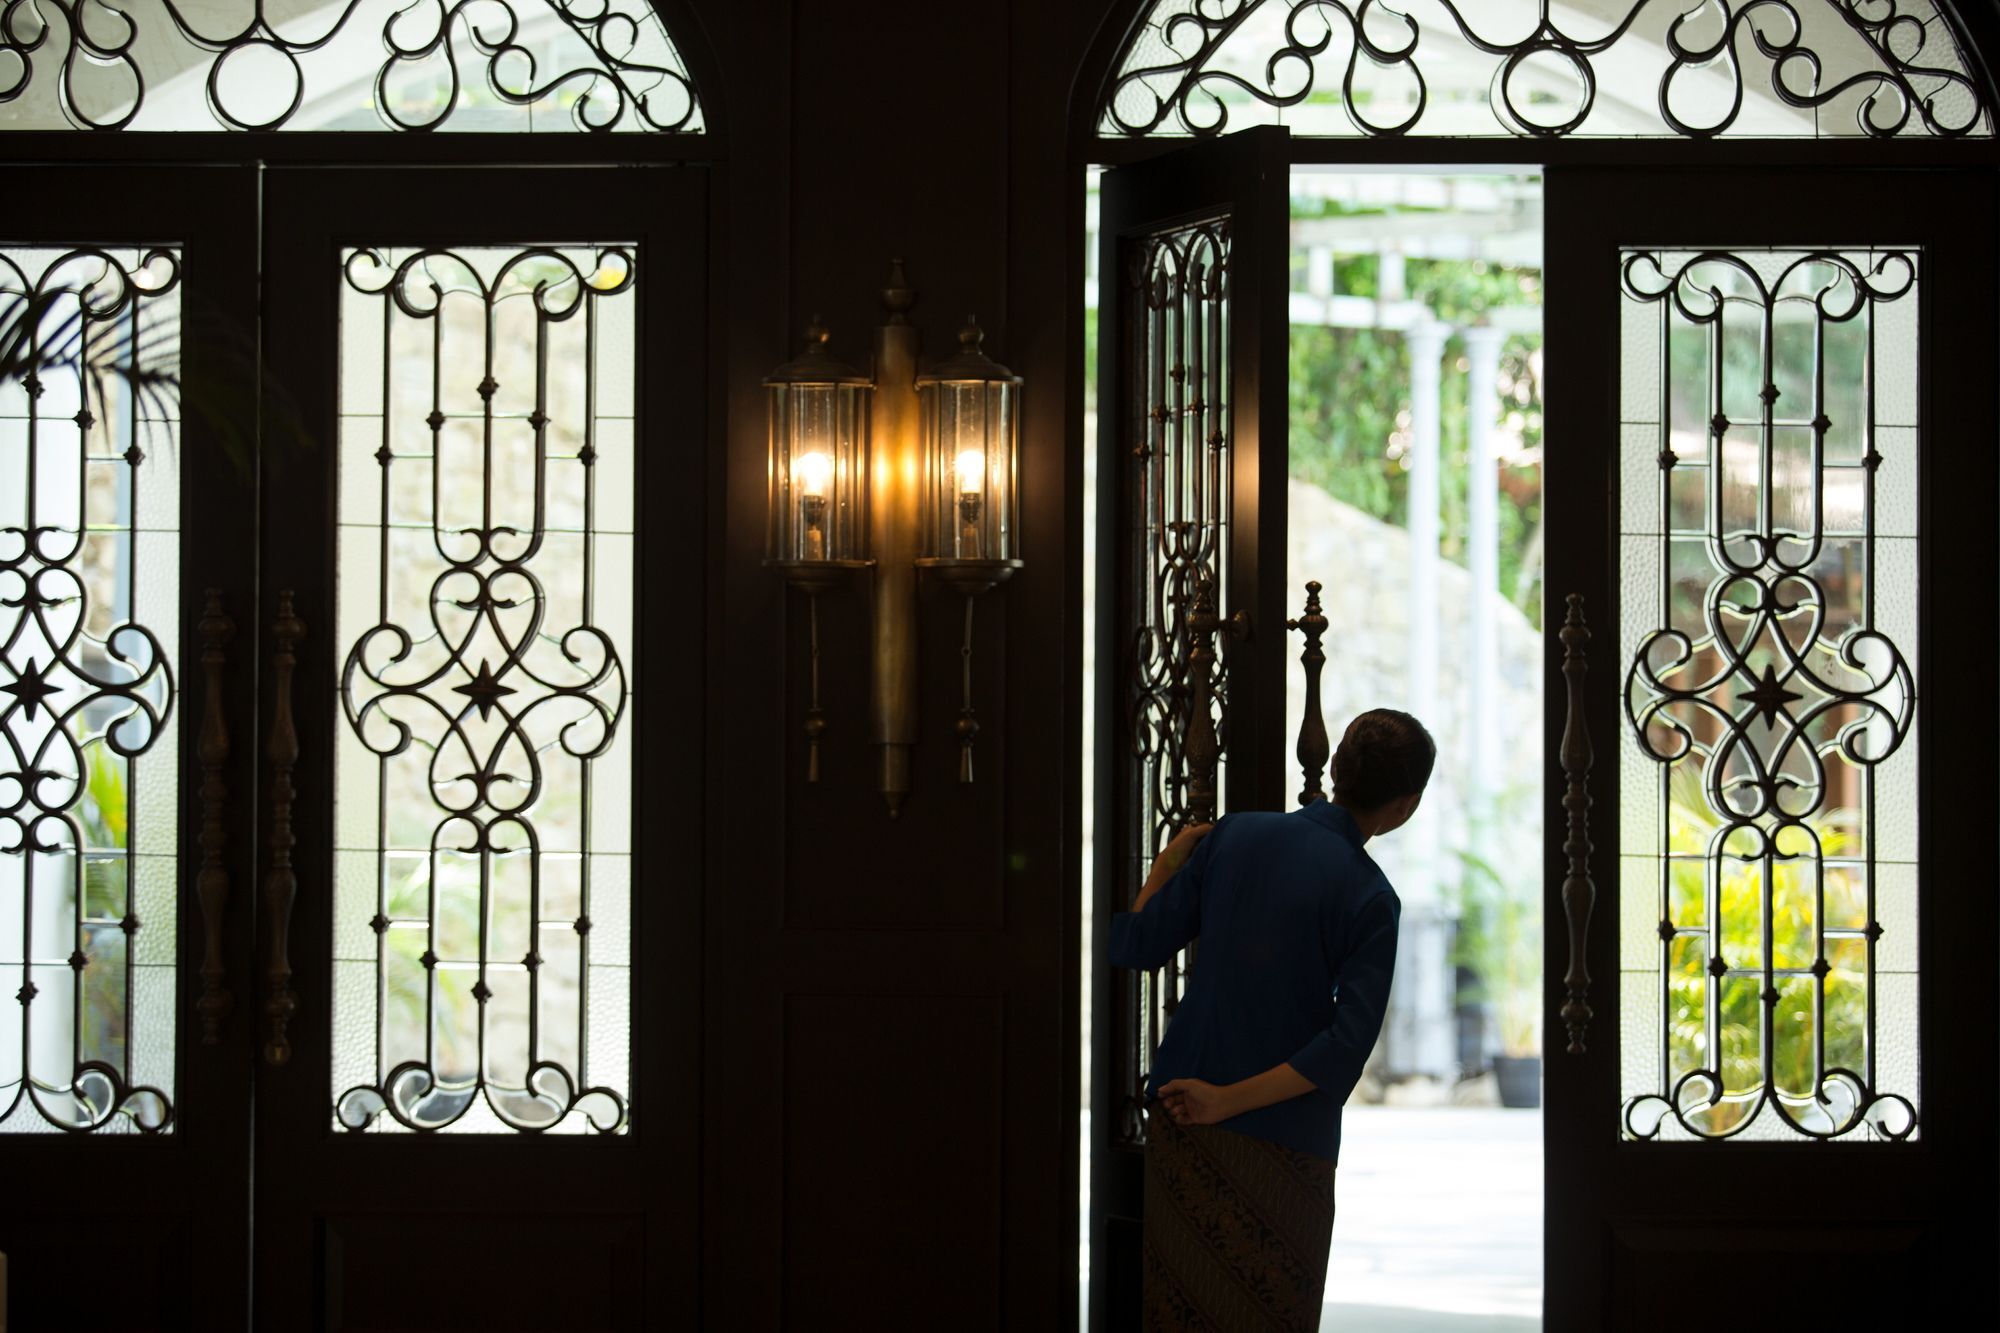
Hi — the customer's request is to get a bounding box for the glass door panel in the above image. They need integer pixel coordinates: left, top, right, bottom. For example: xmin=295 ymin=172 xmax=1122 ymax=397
xmin=1616 ymin=248 xmax=1919 ymax=1143
xmin=329 ymin=244 xmax=637 ymax=1136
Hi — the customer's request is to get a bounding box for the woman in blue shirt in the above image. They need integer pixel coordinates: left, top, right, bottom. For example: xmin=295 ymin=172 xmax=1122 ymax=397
xmin=1109 ymin=708 xmax=1435 ymax=1332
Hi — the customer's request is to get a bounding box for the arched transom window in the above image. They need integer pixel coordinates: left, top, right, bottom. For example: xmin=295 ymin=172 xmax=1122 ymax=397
xmin=1102 ymin=0 xmax=1989 ymax=138
xmin=0 ymin=0 xmax=703 ymax=132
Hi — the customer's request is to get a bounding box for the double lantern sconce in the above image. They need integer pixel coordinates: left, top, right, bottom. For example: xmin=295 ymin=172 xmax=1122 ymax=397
xmin=764 ymin=262 xmax=1022 ymax=816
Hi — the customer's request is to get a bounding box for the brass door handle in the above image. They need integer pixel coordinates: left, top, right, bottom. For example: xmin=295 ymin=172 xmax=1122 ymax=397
xmin=194 ymin=590 xmax=234 ymax=1043
xmin=1558 ymin=594 xmax=1595 ymax=1055
xmin=263 ymin=590 xmax=303 ymax=1066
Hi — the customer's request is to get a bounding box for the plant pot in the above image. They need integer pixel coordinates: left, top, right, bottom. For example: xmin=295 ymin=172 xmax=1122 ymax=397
xmin=1493 ymin=1055 xmax=1541 ymax=1109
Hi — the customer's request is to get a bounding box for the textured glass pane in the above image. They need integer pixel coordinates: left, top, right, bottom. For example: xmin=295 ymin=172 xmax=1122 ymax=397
xmin=1099 ymin=0 xmax=1990 ymax=139
xmin=0 ymin=0 xmax=701 ymax=133
xmin=331 ymin=245 xmax=635 ymax=1135
xmin=2 ymin=246 xmax=180 ymax=1134
xmin=1619 ymin=248 xmax=1919 ymax=1142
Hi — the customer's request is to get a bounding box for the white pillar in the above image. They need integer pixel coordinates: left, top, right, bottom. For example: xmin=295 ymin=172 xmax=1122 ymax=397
xmin=1307 ymin=244 xmax=1334 ymax=300
xmin=1405 ymin=322 xmax=1448 ymax=764
xmin=1464 ymin=324 xmax=1506 ymax=801
xmin=1402 ymin=320 xmax=1452 ymax=1080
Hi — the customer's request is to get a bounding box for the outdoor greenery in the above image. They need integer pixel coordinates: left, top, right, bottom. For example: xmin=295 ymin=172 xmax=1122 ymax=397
xmin=1662 ymin=760 xmax=1868 ymax=1126
xmin=1449 ymin=786 xmax=1542 ymax=1060
xmin=1288 ymin=247 xmax=1546 ymax=626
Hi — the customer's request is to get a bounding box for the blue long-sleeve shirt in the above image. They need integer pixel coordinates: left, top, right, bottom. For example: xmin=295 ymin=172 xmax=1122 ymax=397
xmin=1107 ymin=799 xmax=1400 ymax=1163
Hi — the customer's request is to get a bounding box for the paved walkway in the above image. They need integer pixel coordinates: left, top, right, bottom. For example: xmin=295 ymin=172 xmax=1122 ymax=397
xmin=1081 ymin=1107 xmax=1543 ymax=1332
xmin=1320 ymin=1107 xmax=1541 ymax=1331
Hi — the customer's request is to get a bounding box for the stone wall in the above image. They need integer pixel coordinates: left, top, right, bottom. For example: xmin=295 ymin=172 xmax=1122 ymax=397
xmin=1283 ymin=478 xmax=1546 ymax=1079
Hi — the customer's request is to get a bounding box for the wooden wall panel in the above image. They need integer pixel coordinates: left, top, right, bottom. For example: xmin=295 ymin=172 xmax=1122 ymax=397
xmin=782 ymin=994 xmax=1006 ymax=1326
xmin=321 ymin=1213 xmax=643 ymax=1331
xmin=703 ymin=0 xmax=1109 ymax=1324
xmin=775 ymin=0 xmax=1015 ymax=931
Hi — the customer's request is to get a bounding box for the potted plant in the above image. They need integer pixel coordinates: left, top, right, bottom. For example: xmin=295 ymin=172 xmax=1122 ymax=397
xmin=1450 ymin=798 xmax=1543 ymax=1108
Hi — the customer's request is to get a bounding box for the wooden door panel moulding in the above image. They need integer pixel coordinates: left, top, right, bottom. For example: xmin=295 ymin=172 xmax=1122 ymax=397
xmin=263 ymin=590 xmax=303 ymax=1066
xmin=196 ymin=589 xmax=236 ymax=1043
xmin=1559 ymin=593 xmax=1595 ymax=1056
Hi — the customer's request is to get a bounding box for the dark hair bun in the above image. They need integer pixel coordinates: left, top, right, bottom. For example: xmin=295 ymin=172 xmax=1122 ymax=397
xmin=1332 ymin=709 xmax=1437 ymax=811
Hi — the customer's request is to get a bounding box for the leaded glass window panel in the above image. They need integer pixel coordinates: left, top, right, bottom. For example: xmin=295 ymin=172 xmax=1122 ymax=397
xmin=1617 ymin=247 xmax=1918 ymax=1142
xmin=2 ymin=246 xmax=181 ymax=1135
xmin=1102 ymin=1 xmax=1989 ymax=139
xmin=1113 ymin=216 xmax=1232 ymax=1147
xmin=331 ymin=244 xmax=634 ymax=1135
xmin=0 ymin=1 xmax=702 ymax=132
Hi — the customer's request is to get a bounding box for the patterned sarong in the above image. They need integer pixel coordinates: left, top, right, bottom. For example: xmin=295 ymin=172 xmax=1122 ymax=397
xmin=1141 ymin=1105 xmax=1337 ymax=1331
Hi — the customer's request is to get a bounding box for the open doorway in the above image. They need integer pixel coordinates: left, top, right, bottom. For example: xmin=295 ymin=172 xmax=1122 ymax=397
xmin=1083 ymin=167 xmax=1546 ymax=1331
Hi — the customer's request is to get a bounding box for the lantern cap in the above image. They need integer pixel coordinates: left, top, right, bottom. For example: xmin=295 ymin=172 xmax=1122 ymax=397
xmin=765 ymin=316 xmax=871 ymax=386
xmin=917 ymin=316 xmax=1021 ymax=386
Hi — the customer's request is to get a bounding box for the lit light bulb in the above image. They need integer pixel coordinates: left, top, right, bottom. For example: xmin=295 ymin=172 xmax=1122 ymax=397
xmin=796 ymin=450 xmax=833 ymax=499
xmin=954 ymin=448 xmax=986 ymax=496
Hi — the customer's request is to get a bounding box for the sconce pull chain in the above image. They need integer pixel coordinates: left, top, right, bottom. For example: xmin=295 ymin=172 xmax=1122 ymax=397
xmin=805 ymin=593 xmax=826 ymax=783
xmin=956 ymin=594 xmax=979 ymax=783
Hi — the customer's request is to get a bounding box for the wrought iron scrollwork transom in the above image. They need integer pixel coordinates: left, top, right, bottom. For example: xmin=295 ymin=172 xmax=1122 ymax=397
xmin=1101 ymin=0 xmax=1989 ymax=140
xmin=1618 ymin=247 xmax=1919 ymax=1142
xmin=0 ymin=0 xmax=703 ymax=133
xmin=332 ymin=244 xmax=633 ymax=1134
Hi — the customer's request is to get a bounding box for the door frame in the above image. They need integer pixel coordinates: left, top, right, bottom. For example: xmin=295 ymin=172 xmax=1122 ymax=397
xmin=1077 ymin=116 xmax=2000 ymax=1333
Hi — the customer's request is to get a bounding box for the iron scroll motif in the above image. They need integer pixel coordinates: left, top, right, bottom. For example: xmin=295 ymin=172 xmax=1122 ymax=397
xmin=1114 ymin=214 xmax=1234 ymax=1147
xmin=0 ymin=0 xmax=703 ymax=133
xmin=3 ymin=246 xmax=179 ymax=1133
xmin=263 ymin=590 xmax=302 ymax=1066
xmin=1617 ymin=248 xmax=1918 ymax=1141
xmin=1558 ymin=594 xmax=1593 ymax=1056
xmin=332 ymin=245 xmax=631 ymax=1134
xmin=1102 ymin=0 xmax=1988 ymax=139
xmin=195 ymin=589 xmax=233 ymax=1043
xmin=1287 ymin=580 xmax=1330 ymax=808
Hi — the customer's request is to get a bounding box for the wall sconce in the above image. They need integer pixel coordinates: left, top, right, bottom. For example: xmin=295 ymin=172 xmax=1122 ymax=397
xmin=765 ymin=262 xmax=1023 ymax=815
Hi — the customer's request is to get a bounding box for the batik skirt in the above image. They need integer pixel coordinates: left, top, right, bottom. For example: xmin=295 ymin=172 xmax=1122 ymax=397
xmin=1141 ymin=1105 xmax=1337 ymax=1332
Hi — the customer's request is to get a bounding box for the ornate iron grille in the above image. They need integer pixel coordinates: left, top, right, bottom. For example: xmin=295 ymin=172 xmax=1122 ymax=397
xmin=1617 ymin=247 xmax=1919 ymax=1142
xmin=0 ymin=0 xmax=701 ymax=132
xmin=331 ymin=244 xmax=634 ymax=1134
xmin=2 ymin=246 xmax=180 ymax=1134
xmin=1112 ymin=216 xmax=1232 ymax=1147
xmin=1102 ymin=1 xmax=1989 ymax=139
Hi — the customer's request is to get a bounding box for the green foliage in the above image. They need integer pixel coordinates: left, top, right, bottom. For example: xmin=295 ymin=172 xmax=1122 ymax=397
xmin=1286 ymin=252 xmax=1546 ymax=627
xmin=1660 ymin=761 xmax=1867 ymax=1118
xmin=1449 ymin=781 xmax=1543 ymax=1056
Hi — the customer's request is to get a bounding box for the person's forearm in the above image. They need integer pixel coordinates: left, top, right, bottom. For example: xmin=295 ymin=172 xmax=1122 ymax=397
xmin=1224 ymin=1062 xmax=1317 ymax=1117
xmin=1131 ymin=851 xmax=1179 ymax=912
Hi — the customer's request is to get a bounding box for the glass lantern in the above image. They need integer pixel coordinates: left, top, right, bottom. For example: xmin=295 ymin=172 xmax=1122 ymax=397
xmin=765 ymin=318 xmax=871 ymax=590
xmin=916 ymin=317 xmax=1022 ymax=595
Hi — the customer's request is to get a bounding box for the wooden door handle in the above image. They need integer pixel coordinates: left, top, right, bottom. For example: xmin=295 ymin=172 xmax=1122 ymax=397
xmin=263 ymin=590 xmax=303 ymax=1066
xmin=1558 ymin=594 xmax=1595 ymax=1055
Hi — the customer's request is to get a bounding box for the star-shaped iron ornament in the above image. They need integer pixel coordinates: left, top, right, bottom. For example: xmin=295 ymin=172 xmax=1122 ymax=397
xmin=453 ymin=658 xmax=517 ymax=721
xmin=1 ymin=657 xmax=58 ymax=721
xmin=1740 ymin=662 xmax=1803 ymax=730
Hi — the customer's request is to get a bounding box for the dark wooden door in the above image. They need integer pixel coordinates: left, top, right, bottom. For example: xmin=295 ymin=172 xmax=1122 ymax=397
xmin=252 ymin=165 xmax=708 ymax=1328
xmin=1540 ymin=166 xmax=1997 ymax=1330
xmin=1090 ymin=125 xmax=1291 ymax=1331
xmin=0 ymin=165 xmax=261 ymax=1328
